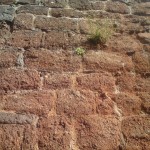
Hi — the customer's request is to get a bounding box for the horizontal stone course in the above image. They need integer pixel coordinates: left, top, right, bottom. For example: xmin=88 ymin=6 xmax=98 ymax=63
xmin=0 ymin=91 xmax=55 ymax=116
xmin=121 ymin=115 xmax=150 ymax=150
xmin=0 ymin=48 xmax=18 ymax=68
xmin=83 ymin=50 xmax=134 ymax=73
xmin=75 ymin=116 xmax=121 ymax=150
xmin=0 ymin=69 xmax=41 ymax=92
xmin=24 ymin=49 xmax=81 ymax=72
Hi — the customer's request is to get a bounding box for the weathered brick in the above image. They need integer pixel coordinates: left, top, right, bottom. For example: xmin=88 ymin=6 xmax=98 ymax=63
xmin=7 ymin=30 xmax=43 ymax=48
xmin=56 ymin=90 xmax=97 ymax=117
xmin=0 ymin=91 xmax=55 ymax=116
xmin=75 ymin=116 xmax=121 ymax=150
xmin=44 ymin=74 xmax=72 ymax=90
xmin=14 ymin=13 xmax=34 ymax=30
xmin=133 ymin=51 xmax=150 ymax=74
xmin=37 ymin=116 xmax=71 ymax=150
xmin=83 ymin=50 xmax=134 ymax=73
xmin=91 ymin=1 xmax=104 ymax=10
xmin=0 ymin=69 xmax=41 ymax=92
xmin=135 ymin=77 xmax=150 ymax=92
xmin=0 ymin=112 xmax=38 ymax=125
xmin=115 ymin=72 xmax=136 ymax=93
xmin=76 ymin=73 xmax=115 ymax=93
xmin=106 ymin=1 xmax=130 ymax=14
xmin=107 ymin=35 xmax=142 ymax=53
xmin=41 ymin=0 xmax=68 ymax=8
xmin=0 ymin=48 xmax=18 ymax=68
xmin=51 ymin=8 xmax=85 ymax=18
xmin=24 ymin=49 xmax=81 ymax=72
xmin=0 ymin=124 xmax=37 ymax=150
xmin=35 ymin=16 xmax=78 ymax=32
xmin=44 ymin=30 xmax=80 ymax=49
xmin=132 ymin=2 xmax=150 ymax=16
xmin=138 ymin=33 xmax=150 ymax=44
xmin=121 ymin=116 xmax=150 ymax=150
xmin=137 ymin=92 xmax=150 ymax=114
xmin=114 ymin=93 xmax=141 ymax=116
xmin=16 ymin=5 xmax=48 ymax=15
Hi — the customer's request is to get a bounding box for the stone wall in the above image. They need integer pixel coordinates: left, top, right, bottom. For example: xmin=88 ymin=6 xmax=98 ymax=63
xmin=0 ymin=0 xmax=150 ymax=149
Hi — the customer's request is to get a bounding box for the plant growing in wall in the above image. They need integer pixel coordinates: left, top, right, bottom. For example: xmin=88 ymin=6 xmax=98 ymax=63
xmin=75 ymin=47 xmax=85 ymax=56
xmin=88 ymin=18 xmax=115 ymax=45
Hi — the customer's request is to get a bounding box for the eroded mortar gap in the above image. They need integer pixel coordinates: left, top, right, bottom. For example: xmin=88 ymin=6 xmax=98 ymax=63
xmin=47 ymin=8 xmax=52 ymax=17
xmin=17 ymin=48 xmax=25 ymax=69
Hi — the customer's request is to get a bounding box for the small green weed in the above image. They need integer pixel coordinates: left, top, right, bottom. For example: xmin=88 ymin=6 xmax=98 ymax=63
xmin=88 ymin=18 xmax=115 ymax=45
xmin=75 ymin=47 xmax=85 ymax=56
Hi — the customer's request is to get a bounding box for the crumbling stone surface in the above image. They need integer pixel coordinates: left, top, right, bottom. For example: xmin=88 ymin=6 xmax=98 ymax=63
xmin=0 ymin=0 xmax=149 ymax=149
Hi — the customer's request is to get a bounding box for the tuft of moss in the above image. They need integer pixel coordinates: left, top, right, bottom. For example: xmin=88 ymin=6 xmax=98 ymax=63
xmin=75 ymin=47 xmax=85 ymax=56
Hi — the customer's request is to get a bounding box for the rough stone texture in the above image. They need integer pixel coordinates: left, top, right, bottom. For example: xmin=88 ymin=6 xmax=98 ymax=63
xmin=44 ymin=74 xmax=72 ymax=90
xmin=0 ymin=112 xmax=38 ymax=125
xmin=83 ymin=50 xmax=134 ymax=73
xmin=24 ymin=49 xmax=81 ymax=72
xmin=35 ymin=16 xmax=78 ymax=32
xmin=0 ymin=69 xmax=41 ymax=92
xmin=114 ymin=93 xmax=142 ymax=116
xmin=76 ymin=72 xmax=115 ymax=93
xmin=0 ymin=0 xmax=150 ymax=149
xmin=75 ymin=116 xmax=121 ymax=150
xmin=121 ymin=116 xmax=150 ymax=150
xmin=0 ymin=6 xmax=15 ymax=22
xmin=0 ymin=125 xmax=37 ymax=150
xmin=7 ymin=30 xmax=43 ymax=48
xmin=0 ymin=91 xmax=55 ymax=116
xmin=56 ymin=90 xmax=97 ymax=117
xmin=0 ymin=48 xmax=18 ymax=68
xmin=17 ymin=5 xmax=48 ymax=15
xmin=37 ymin=116 xmax=71 ymax=150
xmin=106 ymin=1 xmax=130 ymax=14
xmin=14 ymin=13 xmax=34 ymax=30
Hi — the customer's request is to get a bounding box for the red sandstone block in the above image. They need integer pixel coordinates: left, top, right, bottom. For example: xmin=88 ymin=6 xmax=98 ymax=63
xmin=76 ymin=72 xmax=115 ymax=93
xmin=7 ymin=30 xmax=43 ymax=48
xmin=0 ymin=49 xmax=18 ymax=68
xmin=44 ymin=30 xmax=80 ymax=49
xmin=121 ymin=115 xmax=150 ymax=150
xmin=34 ymin=16 xmax=78 ymax=32
xmin=37 ymin=116 xmax=71 ymax=150
xmin=135 ymin=77 xmax=150 ymax=92
xmin=0 ymin=69 xmax=41 ymax=92
xmin=14 ymin=13 xmax=34 ymax=30
xmin=133 ymin=51 xmax=150 ymax=74
xmin=114 ymin=93 xmax=142 ymax=116
xmin=115 ymin=72 xmax=136 ymax=93
xmin=44 ymin=74 xmax=72 ymax=90
xmin=107 ymin=35 xmax=142 ymax=53
xmin=75 ymin=116 xmax=121 ymax=150
xmin=0 ymin=124 xmax=37 ymax=150
xmin=56 ymin=90 xmax=97 ymax=117
xmin=106 ymin=1 xmax=130 ymax=14
xmin=24 ymin=49 xmax=81 ymax=73
xmin=1 ymin=91 xmax=55 ymax=116
xmin=137 ymin=92 xmax=150 ymax=114
xmin=83 ymin=50 xmax=134 ymax=73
